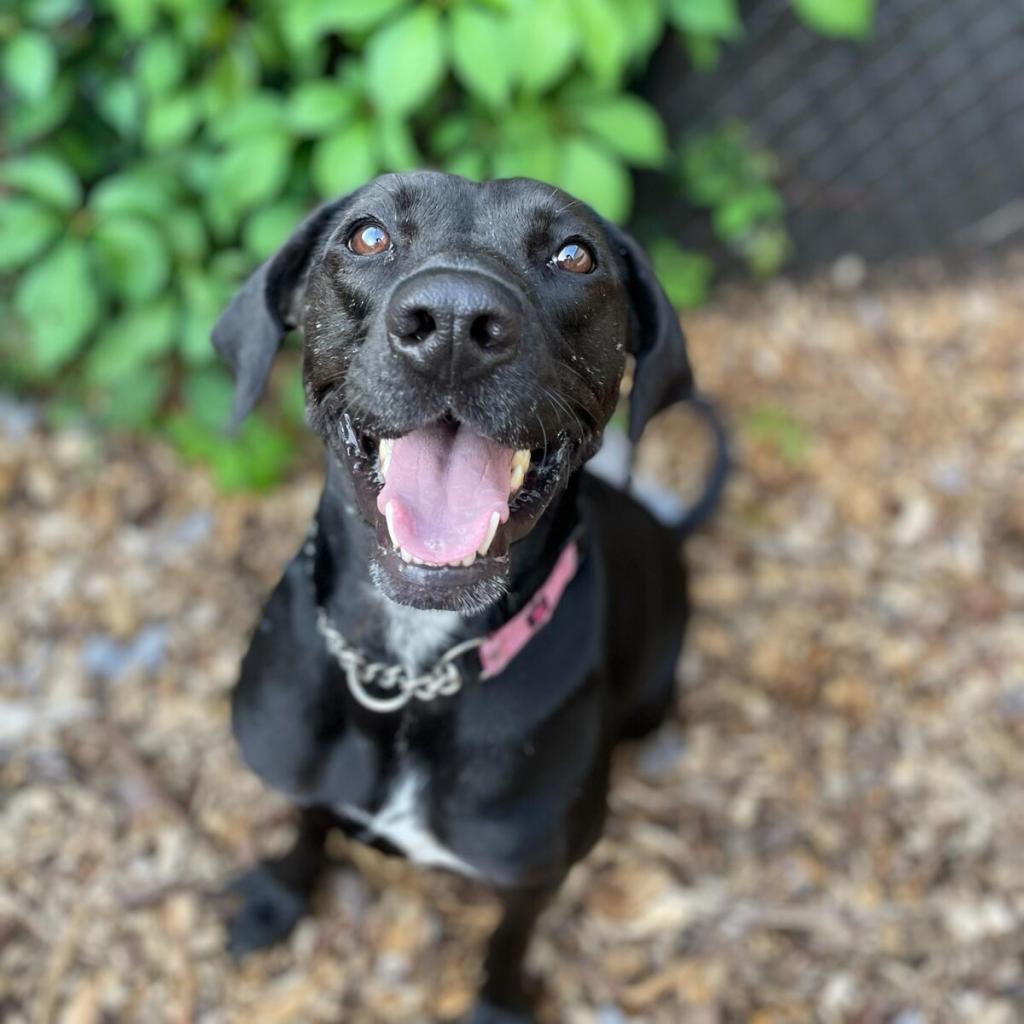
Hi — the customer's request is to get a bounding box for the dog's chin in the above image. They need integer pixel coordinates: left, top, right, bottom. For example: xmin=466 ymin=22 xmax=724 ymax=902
xmin=327 ymin=409 xmax=582 ymax=614
xmin=369 ymin=553 xmax=511 ymax=614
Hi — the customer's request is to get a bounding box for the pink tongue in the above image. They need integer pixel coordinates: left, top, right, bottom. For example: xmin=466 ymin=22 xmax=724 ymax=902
xmin=377 ymin=422 xmax=513 ymax=564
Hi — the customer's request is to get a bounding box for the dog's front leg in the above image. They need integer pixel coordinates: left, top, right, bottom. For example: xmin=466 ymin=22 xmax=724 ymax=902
xmin=467 ymin=880 xmax=562 ymax=1024
xmin=225 ymin=806 xmax=333 ymax=959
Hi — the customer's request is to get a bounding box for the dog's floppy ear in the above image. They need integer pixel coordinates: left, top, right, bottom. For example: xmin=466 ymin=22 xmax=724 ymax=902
xmin=212 ymin=197 xmax=349 ymax=428
xmin=602 ymin=221 xmax=695 ymax=444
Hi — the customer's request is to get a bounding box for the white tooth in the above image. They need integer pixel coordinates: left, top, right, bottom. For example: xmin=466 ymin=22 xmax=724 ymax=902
xmin=478 ymin=510 xmax=500 ymax=556
xmin=399 ymin=548 xmax=412 ymax=563
xmin=379 ymin=438 xmax=393 ymax=476
xmin=512 ymin=449 xmax=531 ymax=470
xmin=412 ymin=555 xmax=424 ymax=565
xmin=384 ymin=501 xmax=398 ymax=548
xmin=510 ymin=465 xmax=525 ymax=492
xmin=461 ymin=553 xmax=476 ymax=567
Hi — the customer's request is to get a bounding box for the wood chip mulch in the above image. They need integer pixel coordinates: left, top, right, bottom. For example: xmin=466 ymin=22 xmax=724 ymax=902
xmin=2 ymin=262 xmax=1022 ymax=1023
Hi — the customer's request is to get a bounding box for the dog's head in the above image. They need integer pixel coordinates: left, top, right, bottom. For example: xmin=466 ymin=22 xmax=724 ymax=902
xmin=214 ymin=172 xmax=692 ymax=611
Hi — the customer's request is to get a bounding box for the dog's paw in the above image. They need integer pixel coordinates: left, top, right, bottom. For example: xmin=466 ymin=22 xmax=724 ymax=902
xmin=224 ymin=864 xmax=310 ymax=960
xmin=461 ymin=997 xmax=537 ymax=1024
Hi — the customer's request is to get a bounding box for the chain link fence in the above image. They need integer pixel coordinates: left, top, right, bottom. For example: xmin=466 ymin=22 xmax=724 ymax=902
xmin=642 ymin=0 xmax=1024 ymax=270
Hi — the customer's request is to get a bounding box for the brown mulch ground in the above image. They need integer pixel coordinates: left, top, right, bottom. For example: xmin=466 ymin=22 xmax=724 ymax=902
xmin=2 ymin=262 xmax=1023 ymax=1024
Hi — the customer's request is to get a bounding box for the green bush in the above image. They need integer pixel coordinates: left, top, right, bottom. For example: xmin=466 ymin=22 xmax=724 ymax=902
xmin=0 ymin=0 xmax=873 ymax=488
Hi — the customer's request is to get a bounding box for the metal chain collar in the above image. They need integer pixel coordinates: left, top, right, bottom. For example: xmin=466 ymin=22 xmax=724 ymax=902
xmin=316 ymin=607 xmax=483 ymax=713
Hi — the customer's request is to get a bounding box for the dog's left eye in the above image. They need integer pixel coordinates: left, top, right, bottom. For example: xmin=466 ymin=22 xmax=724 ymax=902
xmin=348 ymin=222 xmax=392 ymax=255
xmin=551 ymin=241 xmax=595 ymax=274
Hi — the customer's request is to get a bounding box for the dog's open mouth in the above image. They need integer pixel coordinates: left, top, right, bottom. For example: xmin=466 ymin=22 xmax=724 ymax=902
xmin=377 ymin=422 xmax=529 ymax=567
xmin=339 ymin=413 xmax=568 ymax=580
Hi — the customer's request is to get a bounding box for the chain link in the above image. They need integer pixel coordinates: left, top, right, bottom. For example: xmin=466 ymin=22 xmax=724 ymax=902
xmin=316 ymin=608 xmax=482 ymax=713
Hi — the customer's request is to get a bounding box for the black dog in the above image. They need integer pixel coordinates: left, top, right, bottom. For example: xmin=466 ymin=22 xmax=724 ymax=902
xmin=213 ymin=171 xmax=725 ymax=1022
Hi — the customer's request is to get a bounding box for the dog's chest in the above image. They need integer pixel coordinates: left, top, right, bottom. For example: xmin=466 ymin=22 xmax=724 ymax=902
xmin=374 ymin=592 xmax=463 ymax=674
xmin=334 ymin=594 xmax=476 ymax=875
xmin=334 ymin=764 xmax=478 ymax=878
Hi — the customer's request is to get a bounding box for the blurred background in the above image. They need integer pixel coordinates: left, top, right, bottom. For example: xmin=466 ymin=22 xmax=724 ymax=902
xmin=2 ymin=1 xmax=1022 ymax=1022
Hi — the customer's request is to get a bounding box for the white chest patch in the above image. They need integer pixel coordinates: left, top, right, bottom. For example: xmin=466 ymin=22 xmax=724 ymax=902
xmin=371 ymin=589 xmax=463 ymax=673
xmin=336 ymin=767 xmax=479 ymax=878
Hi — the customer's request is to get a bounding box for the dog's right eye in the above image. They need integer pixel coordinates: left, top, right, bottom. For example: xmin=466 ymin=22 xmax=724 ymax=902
xmin=348 ymin=222 xmax=392 ymax=255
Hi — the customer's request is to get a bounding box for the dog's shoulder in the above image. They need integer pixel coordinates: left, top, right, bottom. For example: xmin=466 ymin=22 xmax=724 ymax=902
xmin=230 ymin=545 xmax=350 ymax=799
xmin=580 ymin=471 xmax=681 ymax=556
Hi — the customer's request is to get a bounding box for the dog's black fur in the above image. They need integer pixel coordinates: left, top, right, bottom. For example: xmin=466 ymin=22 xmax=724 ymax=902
xmin=214 ymin=172 xmax=698 ymax=1022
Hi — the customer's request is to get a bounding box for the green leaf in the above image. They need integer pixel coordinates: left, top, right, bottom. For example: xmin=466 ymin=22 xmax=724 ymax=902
xmin=166 ymin=207 xmax=208 ymax=262
xmin=203 ymin=44 xmax=260 ymax=118
xmin=430 ymin=115 xmax=473 ymax=156
xmin=25 ymin=0 xmax=81 ymax=26
xmin=743 ymin=224 xmax=791 ymax=277
xmin=578 ymin=95 xmax=668 ymax=168
xmin=0 ymin=153 xmax=82 ymax=211
xmin=512 ymin=0 xmax=577 ymax=94
xmin=6 ymin=76 xmax=72 ymax=146
xmin=85 ymin=300 xmax=178 ymax=384
xmin=685 ymin=34 xmax=721 ymax=72
xmin=744 ymin=403 xmax=810 ymax=463
xmin=95 ymin=77 xmax=140 ymax=138
xmin=492 ymin=135 xmax=560 ymax=184
xmin=213 ymin=133 xmax=293 ymax=215
xmin=450 ymin=6 xmax=513 ymax=109
xmin=281 ymin=0 xmax=409 ymax=53
xmin=89 ymin=170 xmax=175 ymax=219
xmin=206 ymin=92 xmax=286 ymax=144
xmin=3 ymin=31 xmax=57 ymax=101
xmin=624 ymin=0 xmax=667 ymax=63
xmin=712 ymin=185 xmax=784 ymax=241
xmin=666 ymin=0 xmax=742 ymax=39
xmin=243 ymin=201 xmax=308 ymax=259
xmin=376 ymin=117 xmax=420 ymax=171
xmin=95 ymin=365 xmax=170 ymax=428
xmin=183 ymin=366 xmax=236 ymax=430
xmin=445 ymin=150 xmax=486 ymax=181
xmin=180 ymin=272 xmax=233 ymax=365
xmin=0 ymin=197 xmax=63 ymax=271
xmin=136 ymin=35 xmax=188 ymax=97
xmin=278 ymin=371 xmax=308 ymax=427
xmin=287 ymin=80 xmax=357 ymax=137
xmin=553 ymin=137 xmax=632 ymax=222
xmin=144 ymin=92 xmax=201 ymax=150
xmin=106 ymin=0 xmax=158 ymax=36
xmin=14 ymin=240 xmax=99 ymax=372
xmin=791 ymin=0 xmax=875 ymax=38
xmin=366 ymin=7 xmax=446 ymax=117
xmin=166 ymin=412 xmax=296 ymax=491
xmin=93 ymin=215 xmax=170 ymax=303
xmin=570 ymin=0 xmax=630 ymax=85
xmin=311 ymin=121 xmax=378 ymax=197
xmin=220 ymin=417 xmax=296 ymax=491
xmin=649 ymin=240 xmax=714 ymax=308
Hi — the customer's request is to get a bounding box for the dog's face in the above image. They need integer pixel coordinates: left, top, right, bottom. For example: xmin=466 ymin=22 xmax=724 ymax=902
xmin=213 ymin=172 xmax=692 ymax=612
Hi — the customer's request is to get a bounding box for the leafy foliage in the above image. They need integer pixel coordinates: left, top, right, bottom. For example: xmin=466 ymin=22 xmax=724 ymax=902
xmin=0 ymin=0 xmax=872 ymax=488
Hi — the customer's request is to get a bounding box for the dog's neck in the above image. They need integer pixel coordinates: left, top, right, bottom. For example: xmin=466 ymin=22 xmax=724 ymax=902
xmin=314 ymin=451 xmax=581 ymax=673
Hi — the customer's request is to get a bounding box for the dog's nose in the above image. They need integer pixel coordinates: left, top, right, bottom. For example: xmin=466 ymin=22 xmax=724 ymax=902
xmin=386 ymin=269 xmax=521 ymax=381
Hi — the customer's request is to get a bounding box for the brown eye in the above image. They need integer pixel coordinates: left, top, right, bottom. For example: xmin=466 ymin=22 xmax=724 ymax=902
xmin=348 ymin=222 xmax=391 ymax=255
xmin=552 ymin=241 xmax=595 ymax=274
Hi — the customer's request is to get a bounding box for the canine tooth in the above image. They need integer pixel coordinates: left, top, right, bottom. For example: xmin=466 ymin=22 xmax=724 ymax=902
xmin=384 ymin=501 xmax=399 ymax=548
xmin=510 ymin=465 xmax=525 ymax=492
xmin=461 ymin=553 xmax=476 ymax=567
xmin=399 ymin=548 xmax=412 ymax=563
xmin=378 ymin=438 xmax=393 ymax=476
xmin=478 ymin=510 xmax=500 ymax=555
xmin=512 ymin=449 xmax=531 ymax=471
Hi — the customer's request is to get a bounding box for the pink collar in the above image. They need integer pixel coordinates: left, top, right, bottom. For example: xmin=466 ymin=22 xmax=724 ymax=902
xmin=478 ymin=540 xmax=580 ymax=679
